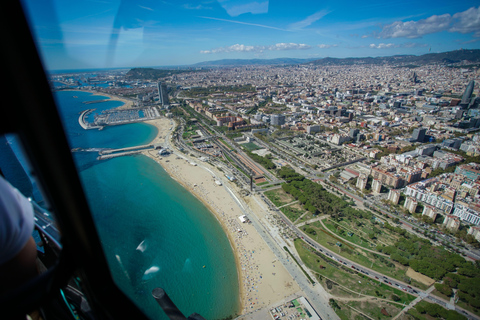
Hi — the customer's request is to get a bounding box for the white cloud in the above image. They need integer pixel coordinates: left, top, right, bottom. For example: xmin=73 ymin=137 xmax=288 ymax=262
xmin=317 ymin=44 xmax=338 ymax=49
xmin=450 ymin=6 xmax=480 ymax=37
xmin=376 ymin=6 xmax=480 ymax=38
xmin=369 ymin=43 xmax=396 ymax=49
xmin=378 ymin=14 xmax=451 ymax=38
xmin=270 ymin=43 xmax=311 ymax=50
xmin=200 ymin=42 xmax=311 ymax=54
xmin=368 ymin=42 xmax=428 ymax=49
xmin=289 ymin=10 xmax=330 ymax=30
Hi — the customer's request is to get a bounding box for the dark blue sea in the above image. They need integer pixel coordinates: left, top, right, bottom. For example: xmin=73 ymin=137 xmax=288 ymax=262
xmin=8 ymin=91 xmax=240 ymax=319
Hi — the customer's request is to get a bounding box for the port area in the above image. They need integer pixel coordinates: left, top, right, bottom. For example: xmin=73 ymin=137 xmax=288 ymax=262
xmin=78 ymin=106 xmax=160 ymax=129
xmin=78 ymin=109 xmax=102 ymax=130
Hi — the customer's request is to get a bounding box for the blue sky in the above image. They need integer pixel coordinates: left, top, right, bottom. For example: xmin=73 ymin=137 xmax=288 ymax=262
xmin=21 ymin=0 xmax=480 ymax=70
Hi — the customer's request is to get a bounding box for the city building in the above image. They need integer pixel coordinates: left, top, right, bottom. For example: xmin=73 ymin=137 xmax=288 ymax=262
xmin=331 ymin=134 xmax=351 ymax=145
xmin=157 ymin=81 xmax=169 ymax=106
xmin=460 ymin=80 xmax=475 ymax=108
xmin=412 ymin=128 xmax=426 ymax=142
xmin=442 ymin=139 xmax=462 ymax=150
xmin=443 ymin=215 xmax=461 ymax=232
xmin=451 ymin=204 xmax=480 ymax=226
xmin=356 ymin=174 xmax=367 ymax=190
xmin=405 ymin=181 xmax=454 ymax=214
xmin=371 ymin=165 xmax=404 ymax=189
xmin=307 ymin=125 xmax=321 ymax=134
xmin=349 ymin=128 xmax=359 ymax=139
xmin=404 ymin=196 xmax=418 ymax=214
xmin=405 ymin=169 xmax=422 ymax=184
xmin=422 ymin=205 xmax=438 ymax=221
xmin=455 ymin=163 xmax=480 ymax=181
xmin=388 ymin=189 xmax=400 ymax=205
xmin=271 ymin=114 xmax=286 ymax=126
xmin=372 ymin=179 xmax=382 ymax=193
xmin=467 ymin=226 xmax=480 ymax=241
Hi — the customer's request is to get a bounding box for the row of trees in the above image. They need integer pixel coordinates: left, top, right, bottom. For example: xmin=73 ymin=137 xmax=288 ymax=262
xmin=378 ymin=237 xmax=466 ymax=279
xmin=183 ymin=85 xmax=255 ymax=97
xmin=246 ymin=151 xmax=276 ymax=170
xmin=414 ymin=301 xmax=467 ymax=320
xmin=377 ymin=236 xmax=480 ymax=310
xmin=279 ymin=167 xmax=373 ymax=220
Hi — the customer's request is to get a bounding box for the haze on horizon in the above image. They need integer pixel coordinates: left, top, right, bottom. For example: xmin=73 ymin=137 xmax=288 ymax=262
xmin=21 ymin=0 xmax=480 ymax=71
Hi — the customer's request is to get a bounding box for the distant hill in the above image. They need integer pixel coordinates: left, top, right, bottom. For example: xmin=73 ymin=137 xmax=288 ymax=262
xmin=192 ymin=58 xmax=317 ymax=67
xmin=190 ymin=49 xmax=480 ymax=68
xmin=309 ymin=49 xmax=480 ymax=66
xmin=126 ymin=50 xmax=480 ymax=77
xmin=125 ymin=68 xmax=195 ymax=80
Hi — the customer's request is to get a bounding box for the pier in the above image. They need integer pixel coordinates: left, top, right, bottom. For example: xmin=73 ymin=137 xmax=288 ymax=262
xmin=78 ymin=109 xmax=103 ymax=130
xmin=97 ymin=144 xmax=154 ymax=160
xmin=83 ymin=99 xmax=111 ymax=104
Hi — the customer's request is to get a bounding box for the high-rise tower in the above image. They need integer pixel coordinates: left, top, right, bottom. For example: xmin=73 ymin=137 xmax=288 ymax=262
xmin=460 ymin=80 xmax=475 ymax=108
xmin=157 ymin=81 xmax=169 ymax=106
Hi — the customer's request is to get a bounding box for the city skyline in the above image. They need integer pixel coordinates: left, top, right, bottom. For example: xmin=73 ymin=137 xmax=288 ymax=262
xmin=22 ymin=0 xmax=480 ymax=70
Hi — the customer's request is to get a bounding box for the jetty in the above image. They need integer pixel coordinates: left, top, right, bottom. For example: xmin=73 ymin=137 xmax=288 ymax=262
xmin=78 ymin=109 xmax=103 ymax=130
xmin=83 ymin=99 xmax=110 ymax=104
xmin=97 ymin=144 xmax=154 ymax=160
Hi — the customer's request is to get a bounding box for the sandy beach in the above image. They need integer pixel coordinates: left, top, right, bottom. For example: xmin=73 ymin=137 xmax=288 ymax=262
xmin=64 ymin=89 xmax=135 ymax=109
xmin=68 ymin=86 xmax=303 ymax=315
xmin=141 ymin=118 xmax=301 ymax=316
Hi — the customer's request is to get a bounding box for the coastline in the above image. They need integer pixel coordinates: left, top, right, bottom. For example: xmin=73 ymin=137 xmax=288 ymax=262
xmin=141 ymin=118 xmax=246 ymax=312
xmin=68 ymin=89 xmax=301 ymax=315
xmin=61 ymin=88 xmax=135 ymax=109
xmin=140 ymin=118 xmax=301 ymax=315
xmin=144 ymin=150 xmax=246 ymax=312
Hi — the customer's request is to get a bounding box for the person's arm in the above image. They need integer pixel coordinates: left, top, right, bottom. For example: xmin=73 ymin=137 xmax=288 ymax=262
xmin=0 ymin=176 xmax=37 ymax=295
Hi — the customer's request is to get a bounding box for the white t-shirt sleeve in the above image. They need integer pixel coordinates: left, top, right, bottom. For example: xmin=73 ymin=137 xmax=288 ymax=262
xmin=0 ymin=176 xmax=35 ymax=265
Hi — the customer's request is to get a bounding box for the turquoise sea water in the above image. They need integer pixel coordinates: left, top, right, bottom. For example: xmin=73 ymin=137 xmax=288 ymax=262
xmin=54 ymin=91 xmax=239 ymax=319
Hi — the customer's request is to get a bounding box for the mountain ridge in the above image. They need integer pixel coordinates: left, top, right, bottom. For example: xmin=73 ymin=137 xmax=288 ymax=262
xmin=190 ymin=49 xmax=480 ymax=67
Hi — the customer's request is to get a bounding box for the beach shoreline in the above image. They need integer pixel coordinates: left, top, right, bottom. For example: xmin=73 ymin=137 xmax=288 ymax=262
xmin=140 ymin=117 xmax=248 ymax=313
xmin=70 ymin=90 xmax=301 ymax=315
xmin=61 ymin=88 xmax=135 ymax=109
xmin=143 ymin=147 xmax=246 ymax=314
xmin=140 ymin=118 xmax=300 ymax=315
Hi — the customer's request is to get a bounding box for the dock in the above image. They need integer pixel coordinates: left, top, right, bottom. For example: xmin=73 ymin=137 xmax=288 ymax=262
xmin=83 ymin=99 xmax=111 ymax=104
xmin=97 ymin=144 xmax=154 ymax=160
xmin=78 ymin=109 xmax=103 ymax=130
